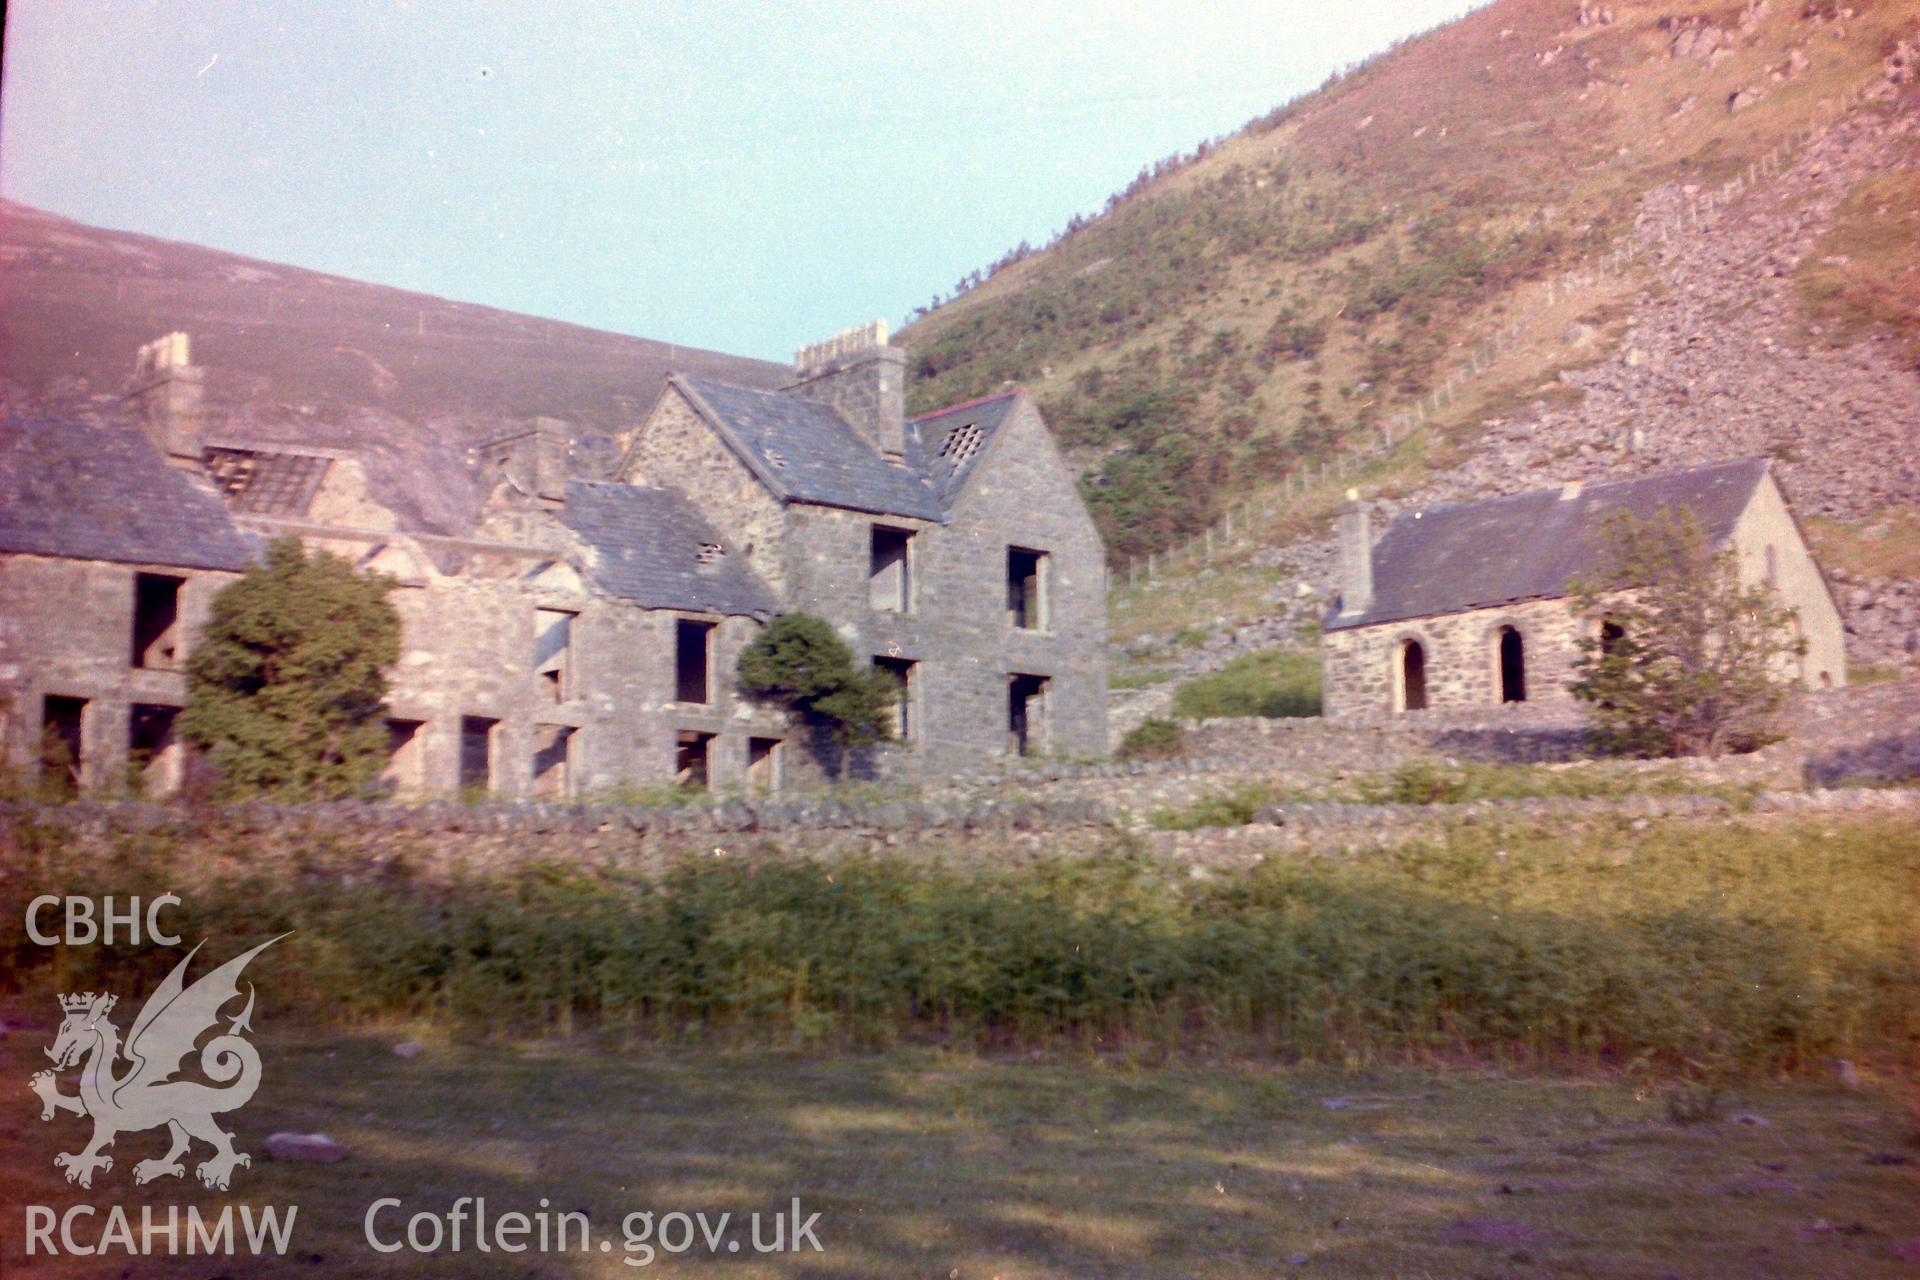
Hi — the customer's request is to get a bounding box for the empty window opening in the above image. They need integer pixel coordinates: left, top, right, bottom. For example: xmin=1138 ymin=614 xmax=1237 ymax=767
xmin=535 ymin=608 xmax=575 ymax=703
xmin=459 ymin=715 xmax=498 ymax=794
xmin=675 ymin=730 xmax=715 ymax=790
xmin=869 ymin=526 xmax=913 ymax=613
xmin=41 ymin=695 xmax=86 ymax=798
xmin=383 ymin=718 xmax=424 ymax=794
xmin=675 ymin=620 xmax=715 ymax=704
xmin=1497 ymin=627 xmax=1527 ymax=704
xmin=874 ymin=655 xmax=916 ymax=741
xmin=129 ymin=703 xmax=182 ymax=797
xmin=1599 ymin=620 xmax=1626 ymax=659
xmin=1008 ymin=673 xmax=1048 ymax=757
xmin=939 ymin=422 xmax=984 ymax=464
xmin=1007 ymin=548 xmax=1048 ymax=631
xmin=1398 ymin=640 xmax=1428 ymax=712
xmin=747 ymin=736 xmax=782 ymax=793
xmin=132 ymin=573 xmax=184 ymax=670
xmin=532 ymin=724 xmax=575 ymax=799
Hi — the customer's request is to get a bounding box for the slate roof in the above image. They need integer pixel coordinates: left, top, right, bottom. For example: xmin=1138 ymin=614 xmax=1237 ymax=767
xmin=906 ymin=390 xmax=1021 ymax=511
xmin=559 ymin=480 xmax=778 ymax=617
xmin=0 ymin=415 xmax=258 ymax=572
xmin=1327 ymin=457 xmax=1772 ymax=631
xmin=675 ymin=376 xmax=943 ymax=521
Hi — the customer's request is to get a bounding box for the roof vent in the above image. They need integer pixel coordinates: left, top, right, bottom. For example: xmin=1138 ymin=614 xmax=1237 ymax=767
xmin=696 ymin=542 xmax=726 ymax=565
xmin=1560 ymin=480 xmax=1585 ymax=500
xmin=765 ymin=448 xmax=788 ymax=470
xmin=939 ymin=422 xmax=984 ymax=464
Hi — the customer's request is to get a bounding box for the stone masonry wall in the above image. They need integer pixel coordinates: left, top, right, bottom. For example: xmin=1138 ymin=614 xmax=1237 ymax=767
xmin=782 ymin=397 xmax=1110 ymax=777
xmin=0 ymin=552 xmax=237 ymax=789
xmin=1324 ymin=596 xmax=1587 ymax=719
xmin=623 ymin=387 xmax=791 ymax=595
xmin=1730 ymin=474 xmax=1846 ymax=687
xmin=384 ymin=574 xmax=803 ymax=798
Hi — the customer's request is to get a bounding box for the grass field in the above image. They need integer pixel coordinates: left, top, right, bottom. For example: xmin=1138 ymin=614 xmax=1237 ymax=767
xmin=1 ymin=1023 xmax=1916 ymax=1278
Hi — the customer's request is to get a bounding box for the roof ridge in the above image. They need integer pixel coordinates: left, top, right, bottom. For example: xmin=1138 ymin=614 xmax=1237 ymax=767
xmin=677 ymin=372 xmax=811 ymax=404
xmin=1392 ymin=456 xmax=1766 ymax=520
xmin=911 ymin=388 xmax=1020 ymax=421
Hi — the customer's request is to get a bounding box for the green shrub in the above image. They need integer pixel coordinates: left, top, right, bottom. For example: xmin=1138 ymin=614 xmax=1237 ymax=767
xmin=5 ymin=811 xmax=1914 ymax=1075
xmin=180 ymin=537 xmax=401 ymax=800
xmin=1148 ymin=780 xmax=1275 ymax=829
xmin=737 ymin=613 xmax=897 ymax=772
xmin=1570 ymin=507 xmax=1804 ymax=756
xmin=1171 ymin=649 xmax=1322 ymax=719
xmin=1340 ymin=760 xmax=1760 ymax=807
xmin=1117 ymin=717 xmax=1184 ymax=762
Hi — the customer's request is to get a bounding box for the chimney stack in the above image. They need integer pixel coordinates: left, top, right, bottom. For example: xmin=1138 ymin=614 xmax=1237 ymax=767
xmin=786 ymin=320 xmax=906 ymax=461
xmin=479 ymin=417 xmax=572 ymax=507
xmin=1336 ymin=489 xmax=1374 ymax=618
xmin=531 ymin=417 xmax=570 ymax=505
xmin=126 ymin=332 xmax=204 ymax=467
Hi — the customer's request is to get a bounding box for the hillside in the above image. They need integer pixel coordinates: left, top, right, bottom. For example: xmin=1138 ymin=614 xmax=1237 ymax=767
xmin=898 ymin=0 xmax=1919 ymax=563
xmin=0 ymin=200 xmax=785 ymax=534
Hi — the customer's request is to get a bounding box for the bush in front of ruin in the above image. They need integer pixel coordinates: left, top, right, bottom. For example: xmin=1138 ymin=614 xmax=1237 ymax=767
xmin=181 ymin=536 xmax=401 ymax=800
xmin=737 ymin=612 xmax=897 ymax=770
xmin=1117 ymin=715 xmax=1184 ymax=761
xmin=1570 ymin=507 xmax=1803 ymax=757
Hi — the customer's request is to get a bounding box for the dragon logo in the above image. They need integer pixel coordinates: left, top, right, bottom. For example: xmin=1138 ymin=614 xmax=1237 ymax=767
xmin=29 ymin=936 xmax=286 ymax=1190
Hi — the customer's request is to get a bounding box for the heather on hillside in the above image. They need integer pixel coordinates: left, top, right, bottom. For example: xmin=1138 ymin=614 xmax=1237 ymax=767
xmin=898 ymin=3 xmax=1914 ymax=559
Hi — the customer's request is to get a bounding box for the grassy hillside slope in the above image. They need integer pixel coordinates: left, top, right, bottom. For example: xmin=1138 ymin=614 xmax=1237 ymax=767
xmin=898 ymin=0 xmax=1917 ymax=560
xmin=0 ymin=200 xmax=785 ymax=534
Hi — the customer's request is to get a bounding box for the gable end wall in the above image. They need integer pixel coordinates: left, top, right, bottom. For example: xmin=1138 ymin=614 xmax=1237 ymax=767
xmin=1730 ymin=474 xmax=1846 ymax=688
xmin=622 ymin=387 xmax=790 ymax=594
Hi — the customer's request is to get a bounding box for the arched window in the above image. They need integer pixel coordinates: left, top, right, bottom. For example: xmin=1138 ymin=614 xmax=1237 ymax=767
xmin=1397 ymin=639 xmax=1427 ymax=712
xmin=1764 ymin=544 xmax=1779 ymax=587
xmin=1497 ymin=626 xmax=1526 ymax=704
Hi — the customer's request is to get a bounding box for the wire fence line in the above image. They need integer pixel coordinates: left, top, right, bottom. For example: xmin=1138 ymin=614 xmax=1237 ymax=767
xmin=1120 ymin=83 xmax=1878 ymax=593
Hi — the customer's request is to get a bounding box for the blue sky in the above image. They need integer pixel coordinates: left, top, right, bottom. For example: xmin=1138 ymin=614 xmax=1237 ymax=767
xmin=0 ymin=0 xmax=1475 ymax=361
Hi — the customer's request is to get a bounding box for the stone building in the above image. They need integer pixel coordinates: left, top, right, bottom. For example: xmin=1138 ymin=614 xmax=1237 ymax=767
xmin=1321 ymin=458 xmax=1845 ymax=718
xmin=0 ymin=323 xmax=1107 ymax=796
